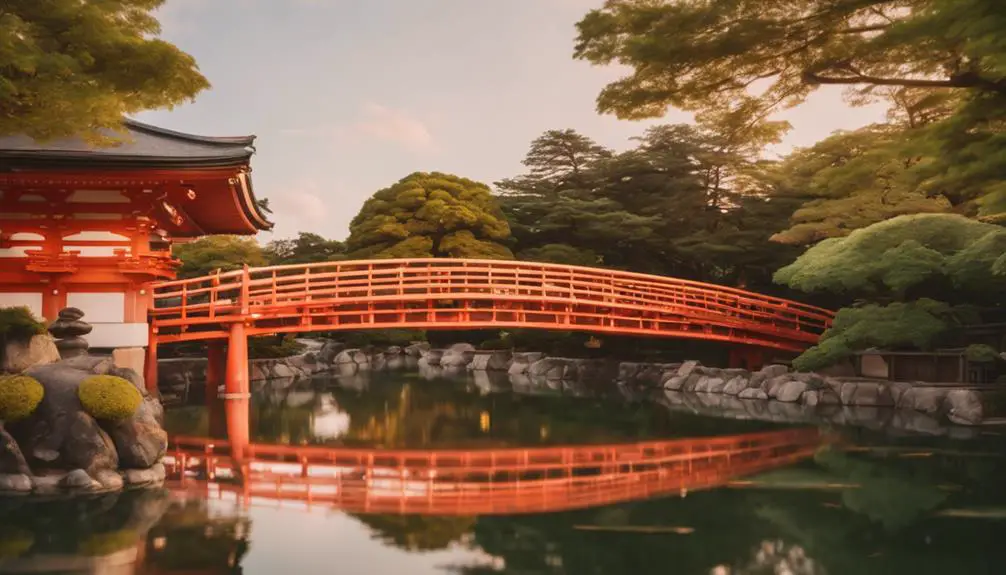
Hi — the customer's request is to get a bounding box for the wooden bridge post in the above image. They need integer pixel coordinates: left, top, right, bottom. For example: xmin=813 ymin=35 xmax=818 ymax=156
xmin=224 ymin=264 xmax=252 ymax=398
xmin=206 ymin=340 xmax=225 ymax=401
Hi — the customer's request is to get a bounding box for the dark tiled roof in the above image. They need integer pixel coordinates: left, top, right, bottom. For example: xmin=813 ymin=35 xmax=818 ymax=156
xmin=0 ymin=119 xmax=256 ymax=169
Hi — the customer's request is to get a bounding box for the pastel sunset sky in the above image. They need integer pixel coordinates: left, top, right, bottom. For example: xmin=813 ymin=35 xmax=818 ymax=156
xmin=139 ymin=0 xmax=888 ymax=241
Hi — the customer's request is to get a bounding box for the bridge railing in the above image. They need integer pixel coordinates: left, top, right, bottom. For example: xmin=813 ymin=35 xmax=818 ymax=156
xmin=164 ymin=428 xmax=823 ymax=514
xmin=150 ymin=258 xmax=833 ymax=345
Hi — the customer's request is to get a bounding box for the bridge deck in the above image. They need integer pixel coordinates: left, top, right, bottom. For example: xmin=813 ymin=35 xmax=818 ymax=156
xmin=150 ymin=259 xmax=833 ymax=352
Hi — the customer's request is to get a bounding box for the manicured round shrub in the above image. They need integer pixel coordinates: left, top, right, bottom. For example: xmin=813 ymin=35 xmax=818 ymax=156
xmin=0 ymin=375 xmax=45 ymax=422
xmin=78 ymin=375 xmax=141 ymax=422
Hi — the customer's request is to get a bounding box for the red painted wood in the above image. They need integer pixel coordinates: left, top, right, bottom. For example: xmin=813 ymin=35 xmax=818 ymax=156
xmin=150 ymin=259 xmax=834 ymax=351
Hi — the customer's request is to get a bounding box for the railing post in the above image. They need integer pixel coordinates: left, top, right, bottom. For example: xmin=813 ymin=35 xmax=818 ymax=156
xmin=240 ymin=264 xmax=251 ymax=315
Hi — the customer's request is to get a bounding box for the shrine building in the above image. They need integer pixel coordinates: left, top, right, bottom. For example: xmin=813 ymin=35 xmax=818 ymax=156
xmin=0 ymin=120 xmax=272 ymax=366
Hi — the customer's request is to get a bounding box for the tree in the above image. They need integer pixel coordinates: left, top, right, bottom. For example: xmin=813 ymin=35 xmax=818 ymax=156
xmin=774 ymin=213 xmax=1006 ymax=368
xmin=172 ymin=236 xmax=267 ymax=279
xmin=768 ymin=125 xmax=952 ymax=245
xmin=573 ymin=0 xmax=1006 ymax=221
xmin=346 ymin=172 xmax=514 ymax=260
xmin=1 ymin=0 xmax=210 ymax=141
xmin=573 ymin=0 xmax=1006 ymax=121
xmin=263 ymin=232 xmax=345 ymax=265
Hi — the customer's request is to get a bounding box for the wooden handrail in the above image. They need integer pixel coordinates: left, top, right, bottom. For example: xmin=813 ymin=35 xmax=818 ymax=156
xmin=150 ymin=258 xmax=834 ymax=349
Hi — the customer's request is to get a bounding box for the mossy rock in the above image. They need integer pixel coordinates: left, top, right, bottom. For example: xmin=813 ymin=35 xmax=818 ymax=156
xmin=0 ymin=375 xmax=45 ymax=421
xmin=78 ymin=375 xmax=142 ymax=422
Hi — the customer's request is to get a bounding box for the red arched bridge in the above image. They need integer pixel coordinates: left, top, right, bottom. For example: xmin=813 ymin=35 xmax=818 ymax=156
xmin=146 ymin=258 xmax=833 ymax=394
xmin=164 ymin=427 xmax=822 ymax=515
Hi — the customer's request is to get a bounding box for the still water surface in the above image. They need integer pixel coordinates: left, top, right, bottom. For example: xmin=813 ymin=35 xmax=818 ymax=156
xmin=3 ymin=370 xmax=1006 ymax=574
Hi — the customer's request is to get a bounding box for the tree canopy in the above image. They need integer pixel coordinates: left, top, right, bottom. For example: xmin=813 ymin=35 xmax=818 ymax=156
xmin=346 ymin=172 xmax=514 ymax=260
xmin=262 ymin=232 xmax=345 ymax=265
xmin=172 ymin=236 xmax=266 ymax=279
xmin=774 ymin=213 xmax=1006 ymax=303
xmin=0 ymin=0 xmax=210 ymax=141
xmin=574 ymin=0 xmax=1006 ymax=222
xmin=573 ymin=0 xmax=1006 ymax=121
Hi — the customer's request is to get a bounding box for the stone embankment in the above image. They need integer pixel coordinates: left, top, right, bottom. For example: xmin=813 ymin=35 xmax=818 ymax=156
xmin=157 ymin=339 xmax=987 ymax=434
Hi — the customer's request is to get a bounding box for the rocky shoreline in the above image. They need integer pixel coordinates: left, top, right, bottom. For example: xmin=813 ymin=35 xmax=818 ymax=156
xmin=1 ymin=310 xmax=168 ymax=497
xmin=158 ymin=339 xmax=988 ymax=432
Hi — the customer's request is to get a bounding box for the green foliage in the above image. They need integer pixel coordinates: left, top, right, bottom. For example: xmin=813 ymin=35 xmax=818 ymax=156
xmin=263 ymin=232 xmax=345 ymax=265
xmin=172 ymin=236 xmax=267 ymax=278
xmin=770 ymin=123 xmax=954 ymax=245
xmin=499 ymin=125 xmax=799 ymax=289
xmin=775 ymin=214 xmax=1006 ymax=302
xmin=574 ymin=0 xmax=1006 ymax=222
xmin=792 ymin=299 xmax=978 ymax=371
xmin=78 ymin=375 xmax=142 ymax=422
xmin=0 ymin=0 xmax=210 ymax=142
xmin=338 ymin=330 xmax=425 ymax=348
xmin=517 ymin=244 xmax=599 ymax=267
xmin=346 ymin=172 xmax=514 ymax=260
xmin=0 ymin=375 xmax=44 ymax=422
xmin=0 ymin=306 xmax=47 ymax=341
xmin=965 ymin=344 xmax=1000 ymax=363
xmin=573 ymin=0 xmax=1006 ymax=121
xmin=247 ymin=335 xmax=307 ymax=359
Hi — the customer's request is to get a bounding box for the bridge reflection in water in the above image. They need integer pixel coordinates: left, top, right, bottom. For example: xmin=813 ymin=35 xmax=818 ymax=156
xmin=164 ymin=425 xmax=823 ymax=516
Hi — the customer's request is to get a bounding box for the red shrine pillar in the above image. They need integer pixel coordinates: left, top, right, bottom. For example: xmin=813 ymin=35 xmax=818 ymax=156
xmin=224 ymin=323 xmax=249 ymax=397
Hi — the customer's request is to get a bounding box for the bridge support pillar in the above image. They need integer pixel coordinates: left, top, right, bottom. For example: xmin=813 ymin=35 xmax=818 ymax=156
xmin=224 ymin=322 xmax=250 ymax=398
xmin=206 ymin=340 xmax=225 ymax=402
xmin=729 ymin=348 xmax=766 ymax=371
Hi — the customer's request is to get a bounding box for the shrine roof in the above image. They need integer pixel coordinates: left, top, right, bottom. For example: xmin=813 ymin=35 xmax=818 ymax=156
xmin=0 ymin=119 xmax=256 ymax=169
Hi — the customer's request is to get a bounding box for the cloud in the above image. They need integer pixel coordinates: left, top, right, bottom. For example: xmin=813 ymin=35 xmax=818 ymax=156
xmin=266 ymin=181 xmax=331 ymax=239
xmin=352 ymin=102 xmax=436 ymax=152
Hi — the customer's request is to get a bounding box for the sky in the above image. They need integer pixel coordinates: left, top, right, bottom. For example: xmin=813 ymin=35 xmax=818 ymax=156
xmin=139 ymin=0 xmax=889 ymax=243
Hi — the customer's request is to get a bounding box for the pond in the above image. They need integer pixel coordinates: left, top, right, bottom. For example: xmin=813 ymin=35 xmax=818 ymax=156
xmin=2 ymin=370 xmax=1006 ymax=574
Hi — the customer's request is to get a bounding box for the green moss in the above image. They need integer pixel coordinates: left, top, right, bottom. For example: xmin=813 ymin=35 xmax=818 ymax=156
xmin=0 ymin=306 xmax=47 ymax=341
xmin=0 ymin=375 xmax=45 ymax=421
xmin=78 ymin=375 xmax=141 ymax=422
xmin=77 ymin=529 xmax=139 ymax=556
xmin=965 ymin=344 xmax=1000 ymax=363
xmin=0 ymin=529 xmax=34 ymax=559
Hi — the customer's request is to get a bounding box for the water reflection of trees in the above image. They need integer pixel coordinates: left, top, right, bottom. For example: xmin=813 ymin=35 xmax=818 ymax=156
xmin=237 ymin=372 xmax=782 ymax=450
xmin=0 ymin=489 xmax=169 ymax=567
xmin=352 ymin=514 xmax=478 ymax=552
xmin=405 ymin=449 xmax=1006 ymax=574
xmin=145 ymin=498 xmax=251 ymax=573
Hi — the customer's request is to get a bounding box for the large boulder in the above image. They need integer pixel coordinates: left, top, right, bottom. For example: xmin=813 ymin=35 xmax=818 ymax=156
xmin=107 ymin=397 xmax=167 ymax=469
xmin=10 ymin=362 xmax=92 ymax=466
xmin=469 ymin=350 xmax=513 ymax=371
xmin=2 ymin=334 xmax=60 ymax=373
xmin=898 ymin=387 xmax=948 ymax=415
xmin=508 ymin=352 xmax=544 ymax=375
xmin=722 ymin=376 xmax=749 ymax=396
xmin=61 ymin=411 xmax=119 ymax=477
xmin=944 ymin=390 xmax=983 ymax=426
xmin=528 ymin=358 xmax=567 ymax=380
xmin=318 ymin=340 xmax=346 ymax=364
xmin=441 ymin=344 xmax=476 ymax=369
xmin=775 ymin=380 xmax=808 ymax=403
